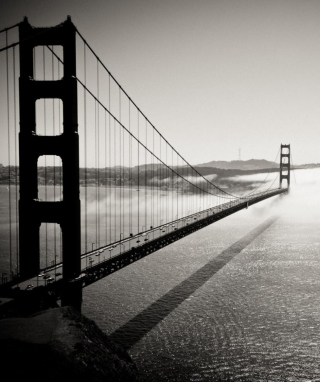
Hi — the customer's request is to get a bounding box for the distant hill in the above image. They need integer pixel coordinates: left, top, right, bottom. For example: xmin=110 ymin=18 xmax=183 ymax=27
xmin=294 ymin=163 xmax=320 ymax=169
xmin=196 ymin=159 xmax=278 ymax=171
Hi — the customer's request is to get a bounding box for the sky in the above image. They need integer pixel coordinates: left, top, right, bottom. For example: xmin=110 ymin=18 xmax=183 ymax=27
xmin=1 ymin=0 xmax=320 ymax=165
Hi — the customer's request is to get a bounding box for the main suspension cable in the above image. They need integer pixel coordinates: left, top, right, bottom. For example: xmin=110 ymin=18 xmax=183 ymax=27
xmin=74 ymin=27 xmax=247 ymax=199
xmin=0 ymin=21 xmax=21 ymax=35
xmin=0 ymin=21 xmax=65 ymax=53
xmin=75 ymin=76 xmax=240 ymax=200
xmin=6 ymin=30 xmax=12 ymax=276
xmin=245 ymin=147 xmax=281 ymax=196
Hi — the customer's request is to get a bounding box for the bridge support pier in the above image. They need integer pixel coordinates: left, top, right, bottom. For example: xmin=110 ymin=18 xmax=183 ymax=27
xmin=19 ymin=17 xmax=82 ymax=311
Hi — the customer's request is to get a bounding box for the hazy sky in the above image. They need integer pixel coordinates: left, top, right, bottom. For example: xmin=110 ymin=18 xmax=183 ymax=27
xmin=1 ymin=0 xmax=320 ymax=165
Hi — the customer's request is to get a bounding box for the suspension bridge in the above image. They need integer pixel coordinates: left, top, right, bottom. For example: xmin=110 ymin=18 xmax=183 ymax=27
xmin=0 ymin=17 xmax=290 ymax=313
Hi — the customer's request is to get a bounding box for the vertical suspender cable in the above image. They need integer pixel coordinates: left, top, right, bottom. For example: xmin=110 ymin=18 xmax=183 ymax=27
xmin=94 ymin=61 xmax=98 ymax=249
xmin=152 ymin=124 xmax=155 ymax=230
xmin=137 ymin=111 xmax=140 ymax=233
xmin=84 ymin=43 xmax=88 ymax=255
xmin=187 ymin=158 xmax=189 ymax=219
xmin=145 ymin=118 xmax=147 ymax=230
xmin=171 ymin=147 xmax=174 ymax=224
xmin=105 ymin=109 xmax=107 ymax=245
xmin=165 ymin=141 xmax=168 ymax=225
xmin=129 ymin=100 xmax=132 ymax=235
xmin=95 ymin=88 xmax=98 ymax=247
xmin=13 ymin=45 xmax=19 ymax=273
xmin=159 ymin=137 xmax=161 ymax=228
xmin=119 ymin=87 xmax=122 ymax=251
xmin=114 ymin=118 xmax=116 ymax=243
xmin=290 ymin=152 xmax=297 ymax=184
xmin=97 ymin=61 xmax=100 ymax=249
xmin=109 ymin=74 xmax=111 ymax=244
xmin=122 ymin=91 xmax=125 ymax=240
xmin=52 ymin=46 xmax=57 ymax=267
xmin=176 ymin=152 xmax=178 ymax=219
xmin=157 ymin=135 xmax=159 ymax=228
xmin=180 ymin=157 xmax=182 ymax=218
xmin=6 ymin=31 xmax=12 ymax=276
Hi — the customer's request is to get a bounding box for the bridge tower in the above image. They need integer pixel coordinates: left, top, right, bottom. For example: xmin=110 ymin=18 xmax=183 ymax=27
xmin=19 ymin=17 xmax=81 ymax=309
xmin=280 ymin=144 xmax=290 ymax=189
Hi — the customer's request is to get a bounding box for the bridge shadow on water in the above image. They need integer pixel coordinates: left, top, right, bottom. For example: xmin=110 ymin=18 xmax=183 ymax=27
xmin=109 ymin=216 xmax=279 ymax=350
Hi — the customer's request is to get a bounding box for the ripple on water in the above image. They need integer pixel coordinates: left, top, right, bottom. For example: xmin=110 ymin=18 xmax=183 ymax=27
xmin=82 ymin=176 xmax=320 ymax=381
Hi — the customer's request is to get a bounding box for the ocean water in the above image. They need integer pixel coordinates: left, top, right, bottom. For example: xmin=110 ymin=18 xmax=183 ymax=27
xmin=1 ymin=169 xmax=319 ymax=380
xmin=82 ymin=169 xmax=320 ymax=381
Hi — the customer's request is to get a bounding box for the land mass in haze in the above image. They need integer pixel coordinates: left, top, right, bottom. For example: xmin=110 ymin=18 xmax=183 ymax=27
xmin=196 ymin=159 xmax=320 ymax=171
xmin=196 ymin=159 xmax=278 ymax=170
xmin=0 ymin=160 xmax=279 ymax=186
xmin=0 ymin=160 xmax=318 ymax=194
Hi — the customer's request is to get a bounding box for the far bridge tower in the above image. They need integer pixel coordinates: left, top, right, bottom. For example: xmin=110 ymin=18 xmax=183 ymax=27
xmin=280 ymin=144 xmax=290 ymax=189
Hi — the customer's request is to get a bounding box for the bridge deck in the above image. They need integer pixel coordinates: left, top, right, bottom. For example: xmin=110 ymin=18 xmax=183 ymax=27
xmin=0 ymin=187 xmax=287 ymax=304
xmin=79 ymin=188 xmax=287 ymax=287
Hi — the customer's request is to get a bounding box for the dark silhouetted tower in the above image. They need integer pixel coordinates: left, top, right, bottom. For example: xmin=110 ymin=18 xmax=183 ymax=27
xmin=19 ymin=17 xmax=81 ymax=309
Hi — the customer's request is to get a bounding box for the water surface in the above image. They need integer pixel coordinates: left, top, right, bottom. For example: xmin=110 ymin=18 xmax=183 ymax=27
xmin=82 ymin=169 xmax=320 ymax=381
